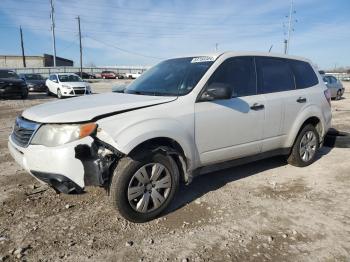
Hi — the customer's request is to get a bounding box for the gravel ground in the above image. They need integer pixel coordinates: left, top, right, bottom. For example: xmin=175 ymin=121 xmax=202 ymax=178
xmin=0 ymin=80 xmax=349 ymax=262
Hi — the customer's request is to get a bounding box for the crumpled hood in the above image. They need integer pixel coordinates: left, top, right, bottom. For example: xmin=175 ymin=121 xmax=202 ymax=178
xmin=22 ymin=92 xmax=177 ymax=123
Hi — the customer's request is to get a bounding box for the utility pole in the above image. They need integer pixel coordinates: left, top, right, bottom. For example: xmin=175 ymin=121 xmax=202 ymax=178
xmin=285 ymin=0 xmax=294 ymax=54
xmin=215 ymin=43 xmax=218 ymax=52
xmin=77 ymin=16 xmax=83 ymax=77
xmin=50 ymin=0 xmax=57 ymax=67
xmin=19 ymin=26 xmax=26 ymax=67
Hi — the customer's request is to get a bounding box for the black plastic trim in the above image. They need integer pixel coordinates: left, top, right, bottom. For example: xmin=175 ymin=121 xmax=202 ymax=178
xmin=31 ymin=170 xmax=84 ymax=194
xmin=194 ymin=148 xmax=291 ymax=176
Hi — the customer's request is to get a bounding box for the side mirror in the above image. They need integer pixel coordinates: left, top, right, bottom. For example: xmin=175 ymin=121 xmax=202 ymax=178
xmin=200 ymin=83 xmax=232 ymax=101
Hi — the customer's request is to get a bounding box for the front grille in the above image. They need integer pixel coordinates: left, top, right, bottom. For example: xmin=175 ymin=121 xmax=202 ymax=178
xmin=11 ymin=117 xmax=40 ymax=147
xmin=74 ymin=88 xmax=86 ymax=95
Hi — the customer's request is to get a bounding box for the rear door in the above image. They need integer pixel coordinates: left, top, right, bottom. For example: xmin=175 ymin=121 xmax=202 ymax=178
xmin=256 ymin=57 xmax=301 ymax=152
xmin=195 ymin=56 xmax=265 ymax=165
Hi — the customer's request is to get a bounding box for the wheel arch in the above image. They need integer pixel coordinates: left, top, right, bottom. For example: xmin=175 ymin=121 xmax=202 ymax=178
xmin=285 ymin=106 xmax=326 ymax=148
xmin=127 ymin=136 xmax=192 ymax=184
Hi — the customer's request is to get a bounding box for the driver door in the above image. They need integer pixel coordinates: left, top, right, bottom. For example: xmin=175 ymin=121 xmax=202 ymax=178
xmin=195 ymin=56 xmax=265 ymax=166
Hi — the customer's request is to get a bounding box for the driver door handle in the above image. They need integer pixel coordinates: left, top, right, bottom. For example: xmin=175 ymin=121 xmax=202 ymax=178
xmin=250 ymin=103 xmax=265 ymax=111
xmin=296 ymin=97 xmax=307 ymax=103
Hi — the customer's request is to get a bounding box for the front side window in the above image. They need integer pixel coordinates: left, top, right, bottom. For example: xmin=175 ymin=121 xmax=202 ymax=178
xmin=58 ymin=74 xmax=82 ymax=82
xmin=207 ymin=56 xmax=257 ymax=97
xmin=289 ymin=60 xmax=318 ymax=89
xmin=256 ymin=57 xmax=295 ymax=94
xmin=125 ymin=57 xmax=214 ymax=96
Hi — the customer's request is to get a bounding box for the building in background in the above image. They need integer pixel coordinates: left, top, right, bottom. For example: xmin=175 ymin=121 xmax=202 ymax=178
xmin=0 ymin=54 xmax=74 ymax=68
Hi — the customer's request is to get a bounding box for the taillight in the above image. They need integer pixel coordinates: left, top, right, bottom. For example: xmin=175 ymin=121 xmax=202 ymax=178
xmin=324 ymin=89 xmax=331 ymax=106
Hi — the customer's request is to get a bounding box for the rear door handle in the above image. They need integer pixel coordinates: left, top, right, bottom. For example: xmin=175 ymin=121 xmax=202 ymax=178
xmin=250 ymin=103 xmax=265 ymax=111
xmin=296 ymin=97 xmax=307 ymax=103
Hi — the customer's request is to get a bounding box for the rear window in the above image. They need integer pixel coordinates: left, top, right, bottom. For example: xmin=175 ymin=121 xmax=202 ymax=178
xmin=256 ymin=57 xmax=295 ymax=94
xmin=289 ymin=60 xmax=318 ymax=89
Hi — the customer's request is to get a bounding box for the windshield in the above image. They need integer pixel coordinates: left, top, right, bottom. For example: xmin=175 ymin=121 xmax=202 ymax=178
xmin=58 ymin=74 xmax=82 ymax=82
xmin=24 ymin=74 xmax=43 ymax=80
xmin=0 ymin=70 xmax=19 ymax=79
xmin=124 ymin=57 xmax=215 ymax=96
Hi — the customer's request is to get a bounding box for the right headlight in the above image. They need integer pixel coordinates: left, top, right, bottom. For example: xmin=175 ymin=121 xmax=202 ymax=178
xmin=31 ymin=123 xmax=97 ymax=147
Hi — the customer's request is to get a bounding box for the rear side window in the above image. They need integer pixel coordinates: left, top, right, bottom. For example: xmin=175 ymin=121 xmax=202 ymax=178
xmin=208 ymin=56 xmax=257 ymax=97
xmin=256 ymin=57 xmax=295 ymax=94
xmin=289 ymin=60 xmax=318 ymax=89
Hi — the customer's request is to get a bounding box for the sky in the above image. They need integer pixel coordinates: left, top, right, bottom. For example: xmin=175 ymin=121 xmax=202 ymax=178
xmin=0 ymin=0 xmax=349 ymax=69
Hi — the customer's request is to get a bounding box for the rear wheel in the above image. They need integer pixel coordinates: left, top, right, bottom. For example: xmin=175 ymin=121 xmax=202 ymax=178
xmin=110 ymin=150 xmax=179 ymax=223
xmin=335 ymin=90 xmax=342 ymax=100
xmin=46 ymin=87 xmax=51 ymax=96
xmin=287 ymin=124 xmax=319 ymax=167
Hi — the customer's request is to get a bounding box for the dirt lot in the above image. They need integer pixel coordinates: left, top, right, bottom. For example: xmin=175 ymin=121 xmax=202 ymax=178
xmin=0 ymin=80 xmax=349 ymax=262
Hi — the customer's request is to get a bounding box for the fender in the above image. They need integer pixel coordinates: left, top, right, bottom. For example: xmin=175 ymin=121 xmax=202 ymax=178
xmin=284 ymin=104 xmax=326 ymax=148
xmin=110 ymin=118 xmax=198 ymax=167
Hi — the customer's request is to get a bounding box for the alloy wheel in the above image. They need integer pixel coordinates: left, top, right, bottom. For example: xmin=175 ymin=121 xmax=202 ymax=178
xmin=299 ymin=131 xmax=317 ymax=162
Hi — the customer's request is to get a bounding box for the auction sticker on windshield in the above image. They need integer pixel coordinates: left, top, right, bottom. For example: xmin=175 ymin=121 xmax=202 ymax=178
xmin=191 ymin=56 xmax=216 ymax=63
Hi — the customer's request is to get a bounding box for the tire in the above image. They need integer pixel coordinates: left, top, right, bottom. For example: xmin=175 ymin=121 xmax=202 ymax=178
xmin=287 ymin=124 xmax=320 ymax=167
xmin=102 ymin=76 xmax=106 ymax=79
xmin=46 ymin=88 xmax=51 ymax=96
xmin=57 ymin=89 xmax=63 ymax=99
xmin=21 ymin=89 xmax=28 ymax=99
xmin=324 ymin=128 xmax=350 ymax=148
xmin=335 ymin=90 xmax=342 ymax=100
xmin=110 ymin=150 xmax=180 ymax=223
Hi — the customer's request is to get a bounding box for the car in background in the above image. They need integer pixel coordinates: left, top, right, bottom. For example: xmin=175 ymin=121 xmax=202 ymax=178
xmin=126 ymin=72 xmax=142 ymax=79
xmin=19 ymin=73 xmax=47 ymax=92
xmin=101 ymin=71 xmax=117 ymax=79
xmin=0 ymin=70 xmax=28 ymax=99
xmin=323 ymin=75 xmax=345 ymax=100
xmin=116 ymin=72 xmax=126 ymax=79
xmin=74 ymin=72 xmax=96 ymax=79
xmin=342 ymin=76 xmax=350 ymax=81
xmin=46 ymin=73 xmax=92 ymax=99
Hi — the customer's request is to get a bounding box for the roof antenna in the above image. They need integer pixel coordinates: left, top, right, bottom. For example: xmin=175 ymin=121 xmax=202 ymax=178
xmin=269 ymin=45 xmax=273 ymax=53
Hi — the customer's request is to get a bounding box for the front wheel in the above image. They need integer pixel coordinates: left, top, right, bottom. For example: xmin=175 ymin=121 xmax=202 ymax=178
xmin=287 ymin=124 xmax=319 ymax=167
xmin=57 ymin=89 xmax=63 ymax=99
xmin=109 ymin=150 xmax=180 ymax=223
xmin=21 ymin=88 xmax=28 ymax=99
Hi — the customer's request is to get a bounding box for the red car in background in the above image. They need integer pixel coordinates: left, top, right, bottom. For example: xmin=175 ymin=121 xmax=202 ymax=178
xmin=101 ymin=71 xmax=117 ymax=79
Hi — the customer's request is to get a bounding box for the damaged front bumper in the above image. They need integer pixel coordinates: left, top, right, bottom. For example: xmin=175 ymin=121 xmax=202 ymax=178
xmin=8 ymin=134 xmax=122 ymax=194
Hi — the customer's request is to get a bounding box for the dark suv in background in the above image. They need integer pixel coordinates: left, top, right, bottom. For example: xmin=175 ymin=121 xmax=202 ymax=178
xmin=0 ymin=70 xmax=28 ymax=99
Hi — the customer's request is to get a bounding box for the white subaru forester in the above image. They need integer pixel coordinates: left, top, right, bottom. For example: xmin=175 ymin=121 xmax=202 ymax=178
xmin=8 ymin=52 xmax=332 ymax=222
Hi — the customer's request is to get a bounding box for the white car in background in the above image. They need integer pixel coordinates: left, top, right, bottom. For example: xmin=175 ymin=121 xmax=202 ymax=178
xmin=46 ymin=73 xmax=92 ymax=99
xmin=126 ymin=72 xmax=142 ymax=79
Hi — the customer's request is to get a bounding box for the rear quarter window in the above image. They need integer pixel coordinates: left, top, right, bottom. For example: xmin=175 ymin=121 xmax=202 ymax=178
xmin=289 ymin=60 xmax=318 ymax=89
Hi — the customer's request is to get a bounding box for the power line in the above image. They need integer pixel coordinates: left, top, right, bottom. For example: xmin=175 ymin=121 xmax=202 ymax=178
xmin=84 ymin=35 xmax=163 ymax=60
